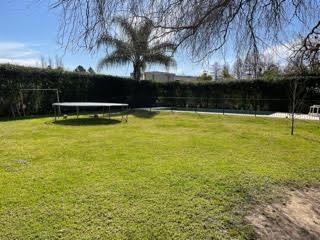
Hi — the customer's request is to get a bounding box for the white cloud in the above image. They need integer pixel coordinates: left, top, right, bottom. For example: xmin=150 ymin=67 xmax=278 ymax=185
xmin=0 ymin=58 xmax=40 ymax=67
xmin=0 ymin=42 xmax=25 ymax=50
xmin=0 ymin=41 xmax=41 ymax=67
xmin=262 ymin=40 xmax=299 ymax=65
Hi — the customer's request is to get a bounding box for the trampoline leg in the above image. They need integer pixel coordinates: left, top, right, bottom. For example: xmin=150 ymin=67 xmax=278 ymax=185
xmin=127 ymin=107 xmax=129 ymax=122
xmin=108 ymin=106 xmax=111 ymax=120
xmin=76 ymin=106 xmax=79 ymax=119
xmin=121 ymin=106 xmax=123 ymax=122
xmin=54 ymin=106 xmax=57 ymax=121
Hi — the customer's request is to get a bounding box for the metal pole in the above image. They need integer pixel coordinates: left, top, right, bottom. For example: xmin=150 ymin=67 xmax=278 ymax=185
xmin=54 ymin=105 xmax=57 ymax=121
xmin=108 ymin=106 xmax=111 ymax=120
xmin=56 ymin=90 xmax=61 ymax=115
xmin=222 ymin=96 xmax=225 ymax=115
xmin=76 ymin=106 xmax=79 ymax=119
xmin=254 ymin=97 xmax=257 ymax=117
xmin=121 ymin=106 xmax=124 ymax=121
xmin=126 ymin=106 xmax=129 ymax=122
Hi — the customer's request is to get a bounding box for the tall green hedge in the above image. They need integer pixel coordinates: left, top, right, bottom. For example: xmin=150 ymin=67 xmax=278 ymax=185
xmin=0 ymin=64 xmax=319 ymax=117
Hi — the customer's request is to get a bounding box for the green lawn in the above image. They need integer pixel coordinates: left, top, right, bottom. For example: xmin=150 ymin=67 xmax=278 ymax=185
xmin=0 ymin=112 xmax=320 ymax=239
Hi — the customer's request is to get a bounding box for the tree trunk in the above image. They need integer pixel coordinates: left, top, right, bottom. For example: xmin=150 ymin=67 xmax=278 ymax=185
xmin=291 ymin=106 xmax=295 ymax=135
xmin=133 ymin=63 xmax=141 ymax=81
xmin=290 ymin=80 xmax=297 ymax=135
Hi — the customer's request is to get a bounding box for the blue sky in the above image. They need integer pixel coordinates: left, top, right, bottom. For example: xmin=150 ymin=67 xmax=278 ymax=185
xmin=0 ymin=1 xmax=302 ymax=76
xmin=0 ymin=0 xmax=219 ymax=77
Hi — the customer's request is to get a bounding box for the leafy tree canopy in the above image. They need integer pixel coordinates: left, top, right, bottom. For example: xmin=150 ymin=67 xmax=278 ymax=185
xmin=88 ymin=67 xmax=95 ymax=74
xmin=198 ymin=72 xmax=212 ymax=81
xmin=74 ymin=65 xmax=87 ymax=73
xmin=96 ymin=17 xmax=176 ymax=81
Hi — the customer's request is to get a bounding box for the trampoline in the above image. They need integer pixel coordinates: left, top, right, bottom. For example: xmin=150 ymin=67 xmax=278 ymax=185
xmin=52 ymin=102 xmax=129 ymax=122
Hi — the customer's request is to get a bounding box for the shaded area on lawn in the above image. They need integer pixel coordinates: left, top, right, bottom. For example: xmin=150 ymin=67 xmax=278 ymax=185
xmin=131 ymin=110 xmax=159 ymax=118
xmin=52 ymin=118 xmax=122 ymax=126
xmin=0 ymin=114 xmax=52 ymax=122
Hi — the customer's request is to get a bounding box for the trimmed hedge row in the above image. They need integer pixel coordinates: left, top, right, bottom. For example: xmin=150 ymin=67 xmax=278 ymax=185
xmin=0 ymin=64 xmax=319 ymax=117
xmin=0 ymin=64 xmax=161 ymax=116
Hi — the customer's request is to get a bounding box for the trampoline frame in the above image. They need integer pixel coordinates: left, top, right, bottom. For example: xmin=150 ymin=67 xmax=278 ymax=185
xmin=52 ymin=102 xmax=129 ymax=122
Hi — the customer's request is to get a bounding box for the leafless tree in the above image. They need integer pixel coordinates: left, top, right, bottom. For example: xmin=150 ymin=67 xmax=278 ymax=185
xmin=40 ymin=56 xmax=47 ymax=68
xmin=50 ymin=0 xmax=320 ymax=63
xmin=288 ymin=77 xmax=307 ymax=135
xmin=48 ymin=57 xmax=53 ymax=69
xmin=210 ymin=62 xmax=221 ymax=81
xmin=221 ymin=63 xmax=233 ymax=81
xmin=55 ymin=55 xmax=64 ymax=69
xmin=243 ymin=50 xmax=261 ymax=79
xmin=285 ymin=53 xmax=310 ymax=135
xmin=290 ymin=21 xmax=320 ymax=72
xmin=233 ymin=57 xmax=244 ymax=80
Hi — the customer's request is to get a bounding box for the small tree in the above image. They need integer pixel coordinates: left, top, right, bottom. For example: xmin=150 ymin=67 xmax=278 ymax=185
xmin=288 ymin=78 xmax=307 ymax=135
xmin=88 ymin=67 xmax=95 ymax=74
xmin=233 ymin=57 xmax=244 ymax=80
xmin=40 ymin=56 xmax=47 ymax=68
xmin=210 ymin=62 xmax=221 ymax=81
xmin=198 ymin=72 xmax=212 ymax=81
xmin=55 ymin=55 xmax=64 ymax=70
xmin=286 ymin=55 xmax=310 ymax=135
xmin=74 ymin=65 xmax=87 ymax=73
xmin=261 ymin=64 xmax=282 ymax=80
xmin=243 ymin=50 xmax=264 ymax=79
xmin=221 ymin=64 xmax=234 ymax=81
xmin=47 ymin=57 xmax=53 ymax=69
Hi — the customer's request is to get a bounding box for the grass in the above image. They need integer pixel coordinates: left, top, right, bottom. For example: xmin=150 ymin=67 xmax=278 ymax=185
xmin=0 ymin=111 xmax=320 ymax=239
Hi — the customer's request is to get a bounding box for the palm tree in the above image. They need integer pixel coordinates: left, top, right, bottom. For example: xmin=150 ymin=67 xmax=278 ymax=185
xmin=97 ymin=17 xmax=176 ymax=81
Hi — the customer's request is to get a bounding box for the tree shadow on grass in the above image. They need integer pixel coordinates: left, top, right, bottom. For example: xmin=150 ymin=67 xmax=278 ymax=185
xmin=0 ymin=114 xmax=52 ymax=122
xmin=53 ymin=118 xmax=122 ymax=126
xmin=131 ymin=110 xmax=159 ymax=119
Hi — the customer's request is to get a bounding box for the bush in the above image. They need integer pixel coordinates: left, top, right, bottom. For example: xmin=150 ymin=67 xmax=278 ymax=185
xmin=0 ymin=64 xmax=319 ymax=117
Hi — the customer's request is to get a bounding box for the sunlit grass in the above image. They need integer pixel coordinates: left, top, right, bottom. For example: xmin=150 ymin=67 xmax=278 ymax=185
xmin=0 ymin=111 xmax=319 ymax=239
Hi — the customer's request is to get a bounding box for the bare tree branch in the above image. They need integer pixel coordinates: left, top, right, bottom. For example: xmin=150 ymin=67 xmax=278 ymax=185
xmin=50 ymin=0 xmax=320 ymax=62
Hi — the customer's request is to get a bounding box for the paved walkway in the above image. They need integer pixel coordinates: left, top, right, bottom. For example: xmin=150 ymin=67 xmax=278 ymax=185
xmin=136 ymin=107 xmax=320 ymax=121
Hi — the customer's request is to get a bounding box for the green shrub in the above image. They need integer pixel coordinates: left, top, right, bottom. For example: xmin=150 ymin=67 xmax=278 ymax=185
xmin=0 ymin=64 xmax=319 ymax=117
